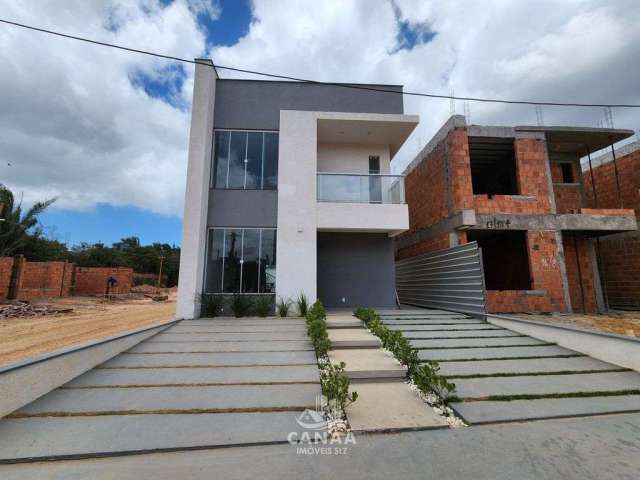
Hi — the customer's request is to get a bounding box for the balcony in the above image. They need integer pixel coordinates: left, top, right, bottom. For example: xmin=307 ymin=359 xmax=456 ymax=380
xmin=316 ymin=173 xmax=405 ymax=204
xmin=316 ymin=173 xmax=409 ymax=236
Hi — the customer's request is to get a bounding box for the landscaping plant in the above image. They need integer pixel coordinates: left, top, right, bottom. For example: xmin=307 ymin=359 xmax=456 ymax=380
xmin=296 ymin=292 xmax=309 ymax=317
xmin=229 ymin=294 xmax=252 ymax=317
xmin=276 ymin=297 xmax=292 ymax=317
xmin=254 ymin=296 xmax=273 ymax=317
xmin=320 ymin=361 xmax=358 ymax=417
xmin=354 ymin=307 xmax=456 ymax=405
xmin=198 ymin=293 xmax=224 ymax=317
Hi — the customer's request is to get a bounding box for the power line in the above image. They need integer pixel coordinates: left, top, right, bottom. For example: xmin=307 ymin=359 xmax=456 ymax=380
xmin=2 ymin=17 xmax=640 ymax=109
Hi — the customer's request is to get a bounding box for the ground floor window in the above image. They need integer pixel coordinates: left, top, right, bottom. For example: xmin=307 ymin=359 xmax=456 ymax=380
xmin=467 ymin=230 xmax=532 ymax=290
xmin=204 ymin=228 xmax=276 ymax=293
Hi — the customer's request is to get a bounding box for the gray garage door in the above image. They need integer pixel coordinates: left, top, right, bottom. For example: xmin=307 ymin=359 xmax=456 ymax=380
xmin=395 ymin=241 xmax=486 ymax=316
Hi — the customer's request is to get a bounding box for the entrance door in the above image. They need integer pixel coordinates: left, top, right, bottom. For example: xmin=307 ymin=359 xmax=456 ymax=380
xmin=368 ymin=156 xmax=382 ymax=203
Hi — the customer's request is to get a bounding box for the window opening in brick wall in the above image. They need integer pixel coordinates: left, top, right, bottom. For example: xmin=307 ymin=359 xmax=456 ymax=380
xmin=469 ymin=136 xmax=518 ymax=196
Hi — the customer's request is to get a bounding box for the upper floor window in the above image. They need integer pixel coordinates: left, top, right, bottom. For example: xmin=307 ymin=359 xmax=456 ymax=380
xmin=212 ymin=130 xmax=278 ymax=189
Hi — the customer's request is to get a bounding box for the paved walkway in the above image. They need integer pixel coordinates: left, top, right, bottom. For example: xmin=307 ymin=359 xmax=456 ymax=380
xmin=0 ymin=318 xmax=321 ymax=463
xmin=326 ymin=314 xmax=447 ymax=432
xmin=378 ymin=309 xmax=640 ymax=425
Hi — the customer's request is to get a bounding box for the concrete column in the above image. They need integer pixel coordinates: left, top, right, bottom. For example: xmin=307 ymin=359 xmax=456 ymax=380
xmin=554 ymin=231 xmax=572 ymax=313
xmin=176 ymin=59 xmax=217 ymax=319
xmin=276 ymin=111 xmax=318 ymax=304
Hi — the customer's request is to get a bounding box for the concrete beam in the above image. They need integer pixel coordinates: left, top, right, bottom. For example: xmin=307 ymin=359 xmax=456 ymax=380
xmin=395 ymin=209 xmax=476 ymax=250
xmin=473 ymin=213 xmax=637 ymax=232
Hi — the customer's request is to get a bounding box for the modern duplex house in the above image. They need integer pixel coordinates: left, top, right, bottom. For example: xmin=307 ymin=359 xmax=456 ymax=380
xmin=396 ymin=115 xmax=638 ymax=314
xmin=177 ymin=60 xmax=417 ymax=318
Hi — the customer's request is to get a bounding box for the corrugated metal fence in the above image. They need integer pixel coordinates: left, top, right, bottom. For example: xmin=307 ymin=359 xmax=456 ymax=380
xmin=395 ymin=241 xmax=486 ymax=316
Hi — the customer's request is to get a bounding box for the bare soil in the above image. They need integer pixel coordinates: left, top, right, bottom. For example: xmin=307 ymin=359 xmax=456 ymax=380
xmin=0 ymin=293 xmax=176 ymax=367
xmin=515 ymin=311 xmax=640 ymax=337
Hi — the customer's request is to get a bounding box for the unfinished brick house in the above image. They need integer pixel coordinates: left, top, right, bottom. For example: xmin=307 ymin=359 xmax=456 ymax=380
xmin=583 ymin=141 xmax=640 ymax=310
xmin=396 ymin=115 xmax=638 ymax=314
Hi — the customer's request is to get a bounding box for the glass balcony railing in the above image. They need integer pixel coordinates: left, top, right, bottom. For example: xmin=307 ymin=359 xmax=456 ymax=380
xmin=317 ymin=173 xmax=405 ymax=204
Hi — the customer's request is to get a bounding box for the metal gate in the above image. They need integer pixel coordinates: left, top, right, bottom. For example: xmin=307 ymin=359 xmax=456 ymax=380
xmin=395 ymin=241 xmax=486 ymax=316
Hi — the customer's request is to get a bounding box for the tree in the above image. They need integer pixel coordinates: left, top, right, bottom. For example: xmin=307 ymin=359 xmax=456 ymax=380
xmin=0 ymin=184 xmax=56 ymax=256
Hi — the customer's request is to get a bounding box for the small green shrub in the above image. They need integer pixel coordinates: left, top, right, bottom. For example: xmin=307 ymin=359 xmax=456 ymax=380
xmin=230 ymin=294 xmax=252 ymax=317
xmin=276 ymin=297 xmax=291 ymax=317
xmin=296 ymin=293 xmax=309 ymax=317
xmin=304 ymin=300 xmax=331 ymax=357
xmin=413 ymin=362 xmax=457 ymax=403
xmin=320 ymin=361 xmax=358 ymax=414
xmin=254 ymin=296 xmax=273 ymax=317
xmin=198 ymin=293 xmax=224 ymax=317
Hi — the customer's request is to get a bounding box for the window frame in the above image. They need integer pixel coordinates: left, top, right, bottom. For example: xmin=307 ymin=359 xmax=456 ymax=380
xmin=211 ymin=129 xmax=279 ymax=190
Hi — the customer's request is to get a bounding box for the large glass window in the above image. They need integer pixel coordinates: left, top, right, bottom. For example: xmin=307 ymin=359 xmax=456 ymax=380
xmin=205 ymin=228 xmax=277 ymax=293
xmin=212 ymin=131 xmax=278 ymax=189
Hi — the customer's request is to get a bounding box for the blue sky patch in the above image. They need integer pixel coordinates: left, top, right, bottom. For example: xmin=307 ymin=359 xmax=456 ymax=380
xmin=130 ymin=63 xmax=188 ymax=109
xmin=391 ymin=1 xmax=437 ymax=53
xmin=199 ymin=0 xmax=252 ymax=48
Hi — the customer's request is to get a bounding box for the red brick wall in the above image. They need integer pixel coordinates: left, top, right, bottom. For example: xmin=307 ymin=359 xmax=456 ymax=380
xmin=18 ymin=261 xmax=73 ymax=300
xmin=554 ymin=185 xmax=582 ymax=213
xmin=485 ymin=231 xmax=567 ymax=313
xmin=584 ymin=148 xmax=640 ymax=215
xmin=73 ymin=267 xmax=132 ymax=295
xmin=449 ymin=128 xmax=474 ymax=210
xmin=562 ymin=235 xmax=598 ymax=313
xmin=397 ymin=233 xmax=451 ymax=260
xmin=0 ymin=257 xmax=13 ymax=299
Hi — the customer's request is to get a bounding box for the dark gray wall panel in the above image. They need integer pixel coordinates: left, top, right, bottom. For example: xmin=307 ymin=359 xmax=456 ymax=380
xmin=214 ymin=80 xmax=404 ymax=130
xmin=317 ymin=232 xmax=396 ymax=309
xmin=208 ymin=190 xmax=277 ymax=227
xmin=396 ymin=242 xmax=487 ymax=316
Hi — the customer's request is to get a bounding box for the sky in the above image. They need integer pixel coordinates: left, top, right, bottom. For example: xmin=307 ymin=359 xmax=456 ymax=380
xmin=1 ymin=0 xmax=639 ymax=247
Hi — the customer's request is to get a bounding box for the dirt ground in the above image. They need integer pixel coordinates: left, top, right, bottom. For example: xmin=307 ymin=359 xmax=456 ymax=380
xmin=515 ymin=311 xmax=640 ymax=337
xmin=0 ymin=292 xmax=176 ymax=367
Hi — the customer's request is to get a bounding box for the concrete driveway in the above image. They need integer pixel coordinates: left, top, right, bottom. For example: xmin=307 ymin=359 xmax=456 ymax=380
xmin=0 ymin=317 xmax=320 ymax=463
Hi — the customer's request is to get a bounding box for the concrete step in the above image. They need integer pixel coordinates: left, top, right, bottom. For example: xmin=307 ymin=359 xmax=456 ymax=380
xmin=410 ymin=337 xmax=547 ymax=349
xmin=167 ymin=325 xmax=307 ymax=333
xmin=150 ymin=332 xmax=308 ymax=342
xmin=15 ymin=384 xmax=321 ymax=416
xmin=383 ymin=317 xmax=471 ymax=324
xmin=439 ymin=356 xmax=624 ymax=377
xmin=346 ymin=382 xmax=447 ymax=432
xmin=66 ymin=365 xmax=320 ymax=387
xmin=402 ymin=325 xmax=502 ymax=332
xmin=129 ymin=341 xmax=313 ymax=353
xmin=452 ymin=371 xmax=640 ymax=400
xmin=183 ymin=319 xmax=306 ymax=327
xmin=328 ymin=329 xmax=381 ymax=349
xmin=329 ymin=348 xmax=406 ymax=381
xmin=418 ymin=345 xmax=576 ymax=362
xmin=451 ymin=395 xmax=640 ymax=424
xmin=0 ymin=412 xmax=306 ymax=462
xmin=325 ymin=316 xmax=363 ymax=329
xmin=101 ymin=351 xmax=318 ymax=368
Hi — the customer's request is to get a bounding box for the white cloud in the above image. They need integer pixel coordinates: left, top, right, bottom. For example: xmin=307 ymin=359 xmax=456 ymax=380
xmin=1 ymin=0 xmax=639 ymax=217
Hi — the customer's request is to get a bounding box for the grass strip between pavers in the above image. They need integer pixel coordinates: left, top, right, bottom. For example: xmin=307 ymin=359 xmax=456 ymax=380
xmin=453 ymin=389 xmax=640 ymax=403
xmin=7 ymin=405 xmax=315 ymax=419
xmin=444 ymin=368 xmax=631 ymax=379
xmin=414 ymin=343 xmax=556 ymax=350
xmin=427 ymin=354 xmax=586 ymax=363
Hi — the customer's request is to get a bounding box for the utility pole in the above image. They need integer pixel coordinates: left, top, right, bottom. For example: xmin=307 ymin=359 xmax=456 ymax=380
xmin=157 ymin=252 xmax=165 ymax=289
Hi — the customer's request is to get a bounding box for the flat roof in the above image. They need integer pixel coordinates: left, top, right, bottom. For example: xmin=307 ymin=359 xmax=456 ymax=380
xmin=215 ymin=78 xmax=404 ymax=88
xmin=515 ymin=126 xmax=635 ymax=154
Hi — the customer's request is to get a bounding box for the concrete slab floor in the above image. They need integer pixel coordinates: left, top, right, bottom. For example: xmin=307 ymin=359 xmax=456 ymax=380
xmin=438 ymin=356 xmax=625 ymax=377
xmin=452 ymin=395 xmax=640 ymax=424
xmin=100 ymin=351 xmax=318 ymax=368
xmin=327 ymin=329 xmax=381 ymax=348
xmin=151 ymin=332 xmax=308 ymax=342
xmin=4 ymin=414 xmax=640 ymax=479
xmin=404 ymin=329 xmax=523 ymax=338
xmin=401 ymin=325 xmax=502 ymax=332
xmin=325 ymin=316 xmax=363 ymax=328
xmin=328 ymin=349 xmax=405 ymax=380
xmin=409 ymin=337 xmax=547 ymax=349
xmin=346 ymin=382 xmax=447 ymax=432
xmin=166 ymin=325 xmax=307 ymax=333
xmin=452 ymin=371 xmax=640 ymax=399
xmin=128 ymin=341 xmax=313 ymax=353
xmin=65 ymin=365 xmax=321 ymax=387
xmin=418 ymin=345 xmax=576 ymax=361
xmin=386 ymin=319 xmax=484 ymax=326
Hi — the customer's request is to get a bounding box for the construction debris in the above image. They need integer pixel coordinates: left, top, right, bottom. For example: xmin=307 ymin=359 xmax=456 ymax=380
xmin=0 ymin=303 xmax=73 ymax=319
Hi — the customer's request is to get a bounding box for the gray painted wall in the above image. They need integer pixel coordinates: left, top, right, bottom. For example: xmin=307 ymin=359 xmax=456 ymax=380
xmin=214 ymin=80 xmax=404 ymax=130
xmin=317 ymin=232 xmax=396 ymax=308
xmin=208 ymin=190 xmax=277 ymax=227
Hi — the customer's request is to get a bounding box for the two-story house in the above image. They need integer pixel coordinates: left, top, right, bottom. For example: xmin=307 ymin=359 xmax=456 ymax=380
xmin=177 ymin=59 xmax=418 ymax=318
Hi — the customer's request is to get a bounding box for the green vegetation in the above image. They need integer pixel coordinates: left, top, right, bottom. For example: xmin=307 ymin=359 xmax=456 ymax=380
xmin=276 ymin=297 xmax=292 ymax=317
xmin=296 ymin=293 xmax=309 ymax=317
xmin=354 ymin=307 xmax=457 ymax=404
xmin=198 ymin=293 xmax=224 ymax=317
xmin=320 ymin=361 xmax=358 ymax=414
xmin=229 ymin=294 xmax=253 ymax=317
xmin=305 ymin=300 xmax=331 ymax=357
xmin=254 ymin=296 xmax=273 ymax=317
